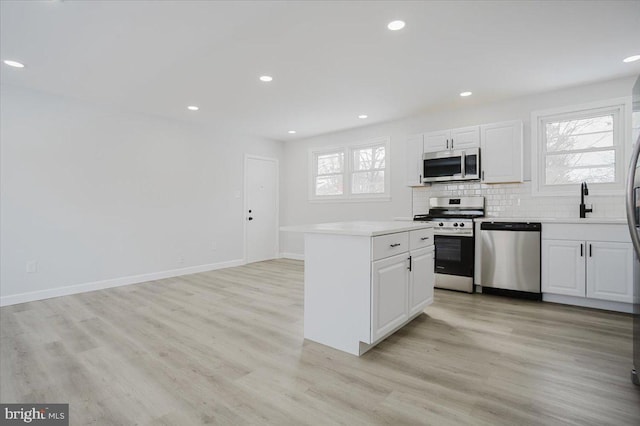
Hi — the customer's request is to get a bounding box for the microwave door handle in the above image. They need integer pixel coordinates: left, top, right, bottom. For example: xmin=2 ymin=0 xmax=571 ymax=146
xmin=461 ymin=152 xmax=466 ymax=178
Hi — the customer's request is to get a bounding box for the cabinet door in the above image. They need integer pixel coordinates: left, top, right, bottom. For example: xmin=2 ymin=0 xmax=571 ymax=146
xmin=408 ymin=247 xmax=434 ymax=316
xmin=541 ymin=239 xmax=585 ymax=297
xmin=423 ymin=130 xmax=450 ymax=152
xmin=586 ymin=241 xmax=634 ymax=303
xmin=406 ymin=134 xmax=424 ymax=186
xmin=450 ymin=126 xmax=480 ymax=150
xmin=480 ymin=120 xmax=523 ymax=183
xmin=371 ymin=253 xmax=410 ymax=342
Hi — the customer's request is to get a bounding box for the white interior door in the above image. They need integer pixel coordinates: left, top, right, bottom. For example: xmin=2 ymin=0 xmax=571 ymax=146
xmin=245 ymin=156 xmax=279 ymax=263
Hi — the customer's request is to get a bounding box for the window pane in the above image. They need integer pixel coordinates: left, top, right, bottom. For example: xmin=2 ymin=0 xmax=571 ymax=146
xmin=315 ymin=175 xmax=343 ymax=196
xmin=545 ymin=150 xmax=615 ymax=185
xmin=352 ymin=171 xmax=385 ymax=194
xmin=353 ymin=145 xmax=385 ymax=171
xmin=317 ymin=152 xmax=343 ymax=175
xmin=546 ymin=132 xmax=613 ymax=152
xmin=546 ymin=115 xmax=614 ymax=152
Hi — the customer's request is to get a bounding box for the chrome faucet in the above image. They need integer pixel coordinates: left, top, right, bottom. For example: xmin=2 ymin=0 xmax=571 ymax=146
xmin=580 ymin=182 xmax=593 ymax=218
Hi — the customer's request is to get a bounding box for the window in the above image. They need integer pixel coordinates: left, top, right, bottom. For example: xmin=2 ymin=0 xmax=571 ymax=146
xmin=532 ymin=98 xmax=629 ymax=196
xmin=351 ymin=145 xmax=385 ymax=194
xmin=309 ymin=138 xmax=390 ymax=201
xmin=313 ymin=150 xmax=345 ymax=196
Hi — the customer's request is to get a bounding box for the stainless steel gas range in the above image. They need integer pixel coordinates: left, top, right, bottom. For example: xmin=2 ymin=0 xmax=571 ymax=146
xmin=414 ymin=197 xmax=485 ymax=293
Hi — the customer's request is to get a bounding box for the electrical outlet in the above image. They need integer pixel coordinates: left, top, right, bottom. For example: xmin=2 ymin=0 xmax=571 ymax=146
xmin=178 ymin=256 xmax=185 ymax=264
xmin=26 ymin=260 xmax=38 ymax=273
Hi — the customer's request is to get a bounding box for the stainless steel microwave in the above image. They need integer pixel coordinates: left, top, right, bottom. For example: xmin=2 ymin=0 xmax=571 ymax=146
xmin=422 ymin=148 xmax=480 ymax=183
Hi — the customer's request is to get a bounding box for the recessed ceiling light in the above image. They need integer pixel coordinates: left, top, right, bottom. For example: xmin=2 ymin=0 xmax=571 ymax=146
xmin=259 ymin=75 xmax=273 ymax=82
xmin=3 ymin=60 xmax=25 ymax=68
xmin=187 ymin=105 xmax=199 ymax=111
xmin=387 ymin=20 xmax=406 ymax=31
xmin=288 ymin=130 xmax=296 ymax=134
xmin=460 ymin=91 xmax=473 ymax=97
xmin=358 ymin=114 xmax=368 ymax=119
xmin=623 ymin=55 xmax=640 ymax=63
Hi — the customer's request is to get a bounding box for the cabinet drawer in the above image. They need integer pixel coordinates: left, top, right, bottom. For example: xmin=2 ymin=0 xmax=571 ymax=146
xmin=409 ymin=228 xmax=434 ymax=250
xmin=372 ymin=232 xmax=409 ymax=261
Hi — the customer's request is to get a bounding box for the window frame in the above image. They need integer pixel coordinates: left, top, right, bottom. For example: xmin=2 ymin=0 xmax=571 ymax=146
xmin=531 ymin=97 xmax=631 ymax=197
xmin=308 ymin=137 xmax=391 ymax=202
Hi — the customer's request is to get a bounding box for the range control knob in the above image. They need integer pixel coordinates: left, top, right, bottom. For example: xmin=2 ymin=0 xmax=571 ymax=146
xmin=459 ymin=223 xmax=465 ymax=227
xmin=439 ymin=222 xmax=444 ymax=227
xmin=453 ymin=223 xmax=459 ymax=227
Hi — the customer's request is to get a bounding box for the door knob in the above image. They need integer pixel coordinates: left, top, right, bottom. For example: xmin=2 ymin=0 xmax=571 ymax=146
xmin=248 ymin=217 xmax=253 ymax=221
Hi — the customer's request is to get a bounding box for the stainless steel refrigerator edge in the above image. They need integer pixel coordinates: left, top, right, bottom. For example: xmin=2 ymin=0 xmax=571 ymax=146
xmin=625 ymin=74 xmax=640 ymax=386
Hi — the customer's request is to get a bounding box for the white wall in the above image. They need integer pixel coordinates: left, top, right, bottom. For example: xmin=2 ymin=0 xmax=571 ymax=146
xmin=281 ymin=75 xmax=638 ymax=256
xmin=0 ymin=85 xmax=283 ymax=304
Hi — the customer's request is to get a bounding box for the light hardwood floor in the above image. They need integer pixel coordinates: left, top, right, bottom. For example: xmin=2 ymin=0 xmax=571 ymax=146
xmin=1 ymin=259 xmax=639 ymax=425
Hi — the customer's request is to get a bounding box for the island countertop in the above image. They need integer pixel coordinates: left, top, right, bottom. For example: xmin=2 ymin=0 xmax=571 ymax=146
xmin=280 ymin=220 xmax=433 ymax=237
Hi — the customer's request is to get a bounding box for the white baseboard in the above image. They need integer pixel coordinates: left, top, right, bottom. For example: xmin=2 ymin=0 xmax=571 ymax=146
xmin=279 ymin=252 xmax=305 ymax=261
xmin=0 ymin=259 xmax=245 ymax=307
xmin=542 ymin=293 xmax=633 ymax=314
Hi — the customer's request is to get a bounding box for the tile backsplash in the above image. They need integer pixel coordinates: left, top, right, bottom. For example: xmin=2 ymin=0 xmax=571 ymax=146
xmin=412 ymin=181 xmax=625 ymax=219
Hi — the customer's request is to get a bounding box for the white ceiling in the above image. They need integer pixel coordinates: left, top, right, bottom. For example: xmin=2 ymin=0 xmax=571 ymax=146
xmin=1 ymin=0 xmax=639 ymax=141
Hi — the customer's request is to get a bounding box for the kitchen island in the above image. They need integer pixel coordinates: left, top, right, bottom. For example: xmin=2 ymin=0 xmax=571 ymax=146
xmin=281 ymin=221 xmax=435 ymax=356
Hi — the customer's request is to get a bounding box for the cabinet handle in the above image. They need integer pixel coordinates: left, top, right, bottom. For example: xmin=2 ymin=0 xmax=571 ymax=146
xmin=390 ymin=243 xmax=401 ymax=248
xmin=580 ymin=243 xmax=583 ymax=257
xmin=408 ymin=256 xmax=412 ymax=271
xmin=482 ymin=171 xmax=485 ymax=181
xmin=451 ymin=138 xmax=454 ymax=149
xmin=589 ymin=244 xmax=592 ymax=257
xmin=446 ymin=139 xmax=449 ymax=149
xmin=420 ymin=237 xmax=430 ymax=240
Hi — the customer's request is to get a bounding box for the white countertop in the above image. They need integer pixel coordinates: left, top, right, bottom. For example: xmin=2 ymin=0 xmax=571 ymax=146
xmin=280 ymin=221 xmax=433 ymax=237
xmin=474 ymin=217 xmax=627 ymax=225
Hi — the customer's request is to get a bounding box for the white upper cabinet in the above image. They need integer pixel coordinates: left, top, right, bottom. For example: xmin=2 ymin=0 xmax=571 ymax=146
xmin=406 ymin=134 xmax=424 ymax=186
xmin=480 ymin=120 xmax=524 ymax=183
xmin=424 ymin=129 xmax=451 ymax=152
xmin=423 ymin=126 xmax=479 ymax=152
xmin=450 ymin=126 xmax=480 ymax=150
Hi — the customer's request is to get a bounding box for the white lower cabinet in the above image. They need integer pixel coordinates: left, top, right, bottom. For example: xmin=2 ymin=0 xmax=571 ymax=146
xmin=409 ymin=246 xmax=435 ymax=315
xmin=586 ymin=241 xmax=634 ymax=303
xmin=372 ymin=253 xmax=410 ymax=341
xmin=303 ymin=226 xmax=435 ymax=356
xmin=542 ymin=227 xmax=633 ymax=303
xmin=541 ymin=239 xmax=585 ymax=297
xmin=371 ymin=245 xmax=434 ymax=342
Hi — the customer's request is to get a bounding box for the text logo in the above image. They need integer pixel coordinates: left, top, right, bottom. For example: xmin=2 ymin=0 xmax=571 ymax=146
xmin=1 ymin=404 xmax=68 ymax=425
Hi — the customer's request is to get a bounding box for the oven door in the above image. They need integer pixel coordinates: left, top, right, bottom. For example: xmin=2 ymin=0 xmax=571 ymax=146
xmin=434 ymin=234 xmax=474 ymax=277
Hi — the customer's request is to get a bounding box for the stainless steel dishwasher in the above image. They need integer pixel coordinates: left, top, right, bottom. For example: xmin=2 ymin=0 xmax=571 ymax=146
xmin=480 ymin=222 xmax=541 ymax=299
